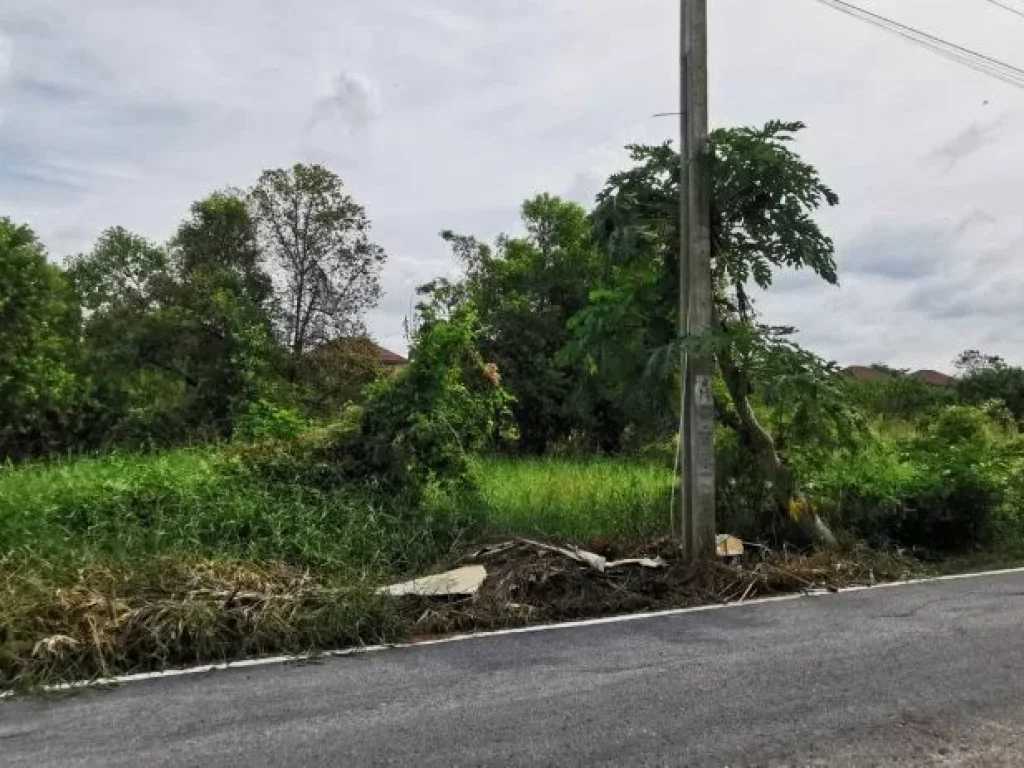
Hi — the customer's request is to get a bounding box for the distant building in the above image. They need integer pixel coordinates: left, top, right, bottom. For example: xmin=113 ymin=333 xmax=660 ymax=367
xmin=909 ymin=369 xmax=954 ymax=387
xmin=307 ymin=338 xmax=408 ymax=372
xmin=843 ymin=365 xmax=891 ymax=383
xmin=369 ymin=343 xmax=409 ymax=371
xmin=842 ymin=365 xmax=954 ymax=387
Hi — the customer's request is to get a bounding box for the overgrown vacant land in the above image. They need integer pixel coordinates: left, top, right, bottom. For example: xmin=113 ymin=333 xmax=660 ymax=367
xmin=5 ymin=125 xmax=1024 ymax=690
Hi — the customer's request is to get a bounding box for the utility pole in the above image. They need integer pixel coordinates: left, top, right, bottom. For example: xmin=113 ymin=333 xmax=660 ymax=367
xmin=680 ymin=0 xmax=716 ymax=560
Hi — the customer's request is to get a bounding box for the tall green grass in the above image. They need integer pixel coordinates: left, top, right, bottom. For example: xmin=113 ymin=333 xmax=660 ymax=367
xmin=0 ymin=449 xmax=677 ymax=580
xmin=0 ymin=447 xmax=474 ymax=579
xmin=476 ymin=457 xmax=675 ymax=541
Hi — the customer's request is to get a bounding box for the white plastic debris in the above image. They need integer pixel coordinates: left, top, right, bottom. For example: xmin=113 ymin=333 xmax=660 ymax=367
xmin=606 ymin=557 xmax=668 ymax=570
xmin=716 ymin=534 xmax=744 ymax=558
xmin=380 ymin=565 xmax=487 ymax=598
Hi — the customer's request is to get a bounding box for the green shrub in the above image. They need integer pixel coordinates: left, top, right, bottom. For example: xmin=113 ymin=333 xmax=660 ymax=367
xmin=844 ymin=373 xmax=951 ymax=420
xmin=233 ymin=399 xmax=311 ymax=442
xmin=323 ymin=310 xmax=513 ymax=501
xmin=715 ymin=426 xmax=779 ymax=540
xmin=811 ymin=404 xmax=1018 ymax=553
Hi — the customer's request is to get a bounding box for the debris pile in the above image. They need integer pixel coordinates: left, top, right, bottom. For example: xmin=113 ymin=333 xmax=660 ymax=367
xmin=384 ymin=538 xmax=925 ymax=635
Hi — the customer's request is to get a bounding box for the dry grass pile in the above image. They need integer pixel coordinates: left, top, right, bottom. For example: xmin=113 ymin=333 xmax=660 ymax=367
xmin=0 ymin=560 xmax=405 ymax=692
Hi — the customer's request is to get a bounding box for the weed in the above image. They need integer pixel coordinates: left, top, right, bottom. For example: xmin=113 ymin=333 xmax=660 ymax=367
xmin=475 ymin=457 xmax=674 ymax=541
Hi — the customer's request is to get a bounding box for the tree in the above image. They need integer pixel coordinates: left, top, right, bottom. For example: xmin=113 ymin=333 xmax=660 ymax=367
xmin=173 ymin=190 xmax=273 ymax=311
xmin=167 ymin=191 xmax=278 ymax=436
xmin=0 ymin=218 xmax=82 ymax=460
xmin=65 ymin=227 xmax=186 ymax=447
xmin=295 ymin=337 xmax=383 ymax=417
xmin=419 ymin=195 xmax=603 ymax=453
xmin=67 ymin=194 xmax=280 ymax=447
xmin=581 ymin=121 xmax=850 ymax=545
xmin=954 ymin=349 xmax=1024 ymax=423
xmin=65 ymin=226 xmax=170 ymax=313
xmin=955 ymin=349 xmax=1005 ymax=376
xmin=250 ymin=164 xmax=386 ymax=356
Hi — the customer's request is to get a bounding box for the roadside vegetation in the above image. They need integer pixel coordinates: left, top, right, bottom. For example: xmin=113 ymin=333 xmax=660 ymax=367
xmin=4 ymin=125 xmax=1024 ymax=690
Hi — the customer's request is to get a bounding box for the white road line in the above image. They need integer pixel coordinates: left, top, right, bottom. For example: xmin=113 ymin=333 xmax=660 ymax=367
xmin=6 ymin=563 xmax=1024 ymax=697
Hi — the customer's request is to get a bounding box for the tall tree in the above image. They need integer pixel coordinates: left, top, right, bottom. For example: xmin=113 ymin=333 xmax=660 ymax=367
xmin=174 ymin=190 xmax=273 ymax=311
xmin=250 ymin=164 xmax=386 ymax=356
xmin=67 ymin=194 xmax=280 ymax=446
xmin=0 ymin=218 xmax=82 ymax=460
xmin=168 ymin=191 xmax=278 ymax=434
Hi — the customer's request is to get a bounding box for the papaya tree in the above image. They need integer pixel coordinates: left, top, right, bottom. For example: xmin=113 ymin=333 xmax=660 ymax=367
xmin=578 ymin=121 xmax=858 ymax=545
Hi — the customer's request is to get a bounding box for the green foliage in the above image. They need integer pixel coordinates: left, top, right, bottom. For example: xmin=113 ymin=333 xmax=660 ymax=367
xmin=714 ymin=424 xmax=777 ymax=539
xmin=65 ymin=226 xmax=170 ymax=313
xmin=233 ymin=400 xmax=312 ymax=442
xmin=954 ymin=350 xmax=1024 ymax=424
xmin=419 ymin=195 xmax=603 ymax=453
xmin=174 ymin=190 xmax=273 ymax=309
xmin=710 ymin=121 xmax=839 ymax=291
xmin=728 ymin=324 xmax=863 ymax=456
xmin=250 ymin=164 xmax=386 ymax=356
xmin=294 ymin=337 xmax=383 ymax=417
xmin=809 ymin=404 xmax=1021 ymax=553
xmin=0 ymin=447 xmax=472 ymax=578
xmin=477 ymin=456 xmax=674 ymax=541
xmin=0 ymin=219 xmax=84 ymax=461
xmin=335 ymin=309 xmax=514 ymax=498
xmin=844 ymin=371 xmax=952 ymax=419
xmin=63 ymin=192 xmax=278 ymax=451
xmin=575 ymin=121 xmax=842 ymax=460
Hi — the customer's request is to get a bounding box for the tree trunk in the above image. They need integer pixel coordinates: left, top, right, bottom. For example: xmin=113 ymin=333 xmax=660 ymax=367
xmin=717 ymin=342 xmax=838 ymax=549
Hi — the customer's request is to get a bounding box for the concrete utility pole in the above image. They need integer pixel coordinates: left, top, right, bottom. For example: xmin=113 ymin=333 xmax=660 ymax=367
xmin=680 ymin=0 xmax=716 ymax=560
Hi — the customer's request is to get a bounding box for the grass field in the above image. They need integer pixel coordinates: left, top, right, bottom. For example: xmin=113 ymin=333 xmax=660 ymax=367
xmin=0 ymin=447 xmax=445 ymax=577
xmin=0 ymin=449 xmax=674 ymax=576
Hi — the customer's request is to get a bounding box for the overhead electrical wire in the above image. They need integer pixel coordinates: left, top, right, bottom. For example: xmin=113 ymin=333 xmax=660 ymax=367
xmin=981 ymin=0 xmax=1024 ymax=21
xmin=813 ymin=0 xmax=1024 ymax=90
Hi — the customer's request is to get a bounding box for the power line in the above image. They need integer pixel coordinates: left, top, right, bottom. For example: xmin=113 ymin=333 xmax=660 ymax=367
xmin=982 ymin=0 xmax=1024 ymax=21
xmin=816 ymin=0 xmax=1024 ymax=85
xmin=813 ymin=0 xmax=1024 ymax=90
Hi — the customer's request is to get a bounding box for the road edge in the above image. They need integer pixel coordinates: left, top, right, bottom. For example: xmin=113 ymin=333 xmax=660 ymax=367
xmin=6 ymin=563 xmax=1024 ymax=698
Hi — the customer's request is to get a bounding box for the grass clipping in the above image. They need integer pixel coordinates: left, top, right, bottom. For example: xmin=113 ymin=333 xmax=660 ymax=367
xmin=2 ymin=544 xmax=926 ymax=692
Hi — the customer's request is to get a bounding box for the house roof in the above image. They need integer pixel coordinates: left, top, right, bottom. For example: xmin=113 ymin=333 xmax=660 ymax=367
xmin=370 ymin=343 xmax=408 ymax=366
xmin=843 ymin=365 xmax=890 ymax=383
xmin=308 ymin=338 xmax=408 ymax=366
xmin=910 ymin=369 xmax=954 ymax=387
xmin=843 ymin=365 xmax=954 ymax=387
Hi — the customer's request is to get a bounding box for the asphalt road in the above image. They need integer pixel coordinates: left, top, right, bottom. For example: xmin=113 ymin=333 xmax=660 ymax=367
xmin=5 ymin=571 xmax=1024 ymax=767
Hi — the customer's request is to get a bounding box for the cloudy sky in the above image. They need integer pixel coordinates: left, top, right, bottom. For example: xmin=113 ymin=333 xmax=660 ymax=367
xmin=2 ymin=0 xmax=1022 ymax=371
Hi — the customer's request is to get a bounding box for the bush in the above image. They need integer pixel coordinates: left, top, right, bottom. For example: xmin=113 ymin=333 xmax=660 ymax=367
xmin=844 ymin=373 xmax=951 ymax=420
xmin=715 ymin=426 xmax=779 ymax=540
xmin=324 ymin=310 xmax=513 ymax=500
xmin=233 ymin=399 xmax=311 ymax=442
xmin=811 ymin=404 xmax=1018 ymax=553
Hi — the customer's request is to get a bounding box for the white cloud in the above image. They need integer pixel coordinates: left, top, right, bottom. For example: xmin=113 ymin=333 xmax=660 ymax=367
xmin=0 ymin=30 xmax=13 ymax=124
xmin=0 ymin=0 xmax=1022 ymax=367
